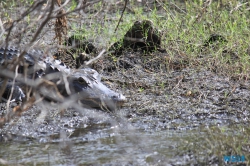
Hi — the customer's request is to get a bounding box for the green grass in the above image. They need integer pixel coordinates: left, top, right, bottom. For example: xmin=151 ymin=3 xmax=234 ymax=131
xmin=1 ymin=0 xmax=33 ymax=8
xmin=174 ymin=124 xmax=250 ymax=164
xmin=74 ymin=0 xmax=249 ymax=78
xmin=1 ymin=0 xmax=249 ymax=76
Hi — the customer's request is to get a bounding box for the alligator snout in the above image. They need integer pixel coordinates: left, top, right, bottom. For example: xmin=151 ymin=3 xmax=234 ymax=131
xmin=66 ymin=68 xmax=126 ymax=111
xmin=111 ymin=94 xmax=126 ymax=106
xmin=79 ymin=91 xmax=126 ymax=111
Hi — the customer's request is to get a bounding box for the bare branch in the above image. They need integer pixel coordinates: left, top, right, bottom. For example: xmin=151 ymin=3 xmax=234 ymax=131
xmin=84 ymin=49 xmax=106 ymax=67
xmin=0 ymin=18 xmax=5 ymax=38
xmin=114 ymin=0 xmax=128 ymax=32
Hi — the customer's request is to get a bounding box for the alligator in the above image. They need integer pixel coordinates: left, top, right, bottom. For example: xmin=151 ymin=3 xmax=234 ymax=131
xmin=0 ymin=46 xmax=126 ymax=111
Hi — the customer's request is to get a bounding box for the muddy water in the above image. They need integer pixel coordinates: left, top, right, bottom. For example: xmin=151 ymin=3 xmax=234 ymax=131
xmin=0 ymin=123 xmax=236 ymax=165
xmin=0 ymin=127 xmax=179 ymax=165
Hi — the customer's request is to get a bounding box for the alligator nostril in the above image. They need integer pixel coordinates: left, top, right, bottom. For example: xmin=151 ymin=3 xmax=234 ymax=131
xmin=111 ymin=94 xmax=126 ymax=102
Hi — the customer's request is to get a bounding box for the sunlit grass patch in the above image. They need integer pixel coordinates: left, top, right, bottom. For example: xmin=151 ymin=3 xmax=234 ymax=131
xmin=175 ymin=125 xmax=250 ymax=165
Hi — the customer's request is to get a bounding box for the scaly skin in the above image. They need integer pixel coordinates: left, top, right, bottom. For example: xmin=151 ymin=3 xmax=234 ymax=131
xmin=0 ymin=46 xmax=126 ymax=111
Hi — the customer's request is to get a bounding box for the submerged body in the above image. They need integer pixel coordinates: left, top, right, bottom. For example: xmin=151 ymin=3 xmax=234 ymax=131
xmin=0 ymin=46 xmax=126 ymax=111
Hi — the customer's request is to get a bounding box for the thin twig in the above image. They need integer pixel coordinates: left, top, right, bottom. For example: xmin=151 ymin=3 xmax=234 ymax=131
xmin=114 ymin=0 xmax=128 ymax=32
xmin=155 ymin=0 xmax=175 ymax=21
xmin=124 ymin=36 xmax=145 ymax=43
xmin=0 ymin=97 xmax=36 ymax=128
xmin=6 ymin=65 xmax=19 ymax=113
xmin=0 ymin=68 xmax=63 ymax=100
xmin=0 ymin=18 xmax=5 ymax=38
xmin=49 ymin=0 xmax=102 ymax=19
xmin=84 ymin=49 xmax=106 ymax=67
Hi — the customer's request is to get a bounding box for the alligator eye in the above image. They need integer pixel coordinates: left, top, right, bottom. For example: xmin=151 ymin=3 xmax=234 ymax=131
xmin=78 ymin=77 xmax=87 ymax=84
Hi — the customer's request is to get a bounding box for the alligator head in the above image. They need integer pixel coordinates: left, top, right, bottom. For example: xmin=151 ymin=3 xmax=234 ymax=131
xmin=57 ymin=68 xmax=126 ymax=111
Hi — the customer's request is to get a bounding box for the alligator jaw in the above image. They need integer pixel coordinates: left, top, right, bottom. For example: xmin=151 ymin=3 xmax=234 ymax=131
xmin=79 ymin=92 xmax=126 ymax=111
xmin=79 ymin=82 xmax=126 ymax=111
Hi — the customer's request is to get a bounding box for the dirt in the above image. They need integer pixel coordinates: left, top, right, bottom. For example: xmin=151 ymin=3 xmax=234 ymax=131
xmin=1 ymin=45 xmax=250 ymax=165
